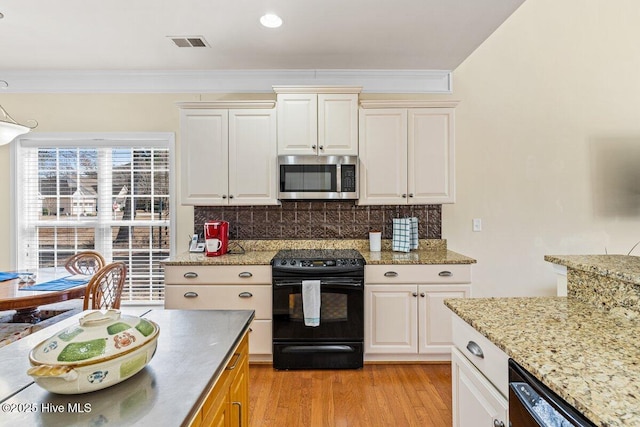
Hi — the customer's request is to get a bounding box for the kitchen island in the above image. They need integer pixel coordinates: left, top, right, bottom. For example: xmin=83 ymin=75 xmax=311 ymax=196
xmin=0 ymin=308 xmax=254 ymax=426
xmin=446 ymin=254 xmax=640 ymax=427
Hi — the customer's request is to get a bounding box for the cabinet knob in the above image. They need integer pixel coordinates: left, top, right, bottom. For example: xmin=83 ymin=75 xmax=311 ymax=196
xmin=402 ymin=193 xmax=407 ymax=198
xmin=183 ymin=272 xmax=198 ymax=279
xmin=493 ymin=420 xmax=505 ymax=427
xmin=319 ymin=145 xmax=324 ymax=150
xmin=222 ymin=195 xmax=227 ymax=199
xmin=183 ymin=291 xmax=199 ymax=298
xmin=238 ymin=271 xmax=253 ymax=278
xmin=384 ymin=271 xmax=398 ymax=277
xmin=408 ymin=193 xmax=414 ymax=198
xmin=312 ymin=145 xmax=317 ymax=149
xmin=466 ymin=341 xmax=484 ymax=359
xmin=229 ymin=194 xmax=234 ymax=199
xmin=420 ymin=292 xmax=425 ymax=297
xmin=238 ymin=292 xmax=253 ymax=298
xmin=412 ymin=292 xmax=418 ymax=297
xmin=438 ymin=271 xmax=453 ymax=277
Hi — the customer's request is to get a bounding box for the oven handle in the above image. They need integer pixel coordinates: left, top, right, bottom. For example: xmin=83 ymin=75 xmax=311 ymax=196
xmin=281 ymin=345 xmax=355 ymax=354
xmin=273 ymin=280 xmax=363 ymax=288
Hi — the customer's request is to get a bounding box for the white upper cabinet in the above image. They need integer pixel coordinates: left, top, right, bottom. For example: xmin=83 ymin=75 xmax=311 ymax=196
xmin=178 ymin=102 xmax=277 ymax=206
xmin=359 ymin=100 xmax=458 ymax=205
xmin=317 ymin=93 xmax=359 ymax=155
xmin=228 ymin=109 xmax=278 ymax=205
xmin=358 ymin=108 xmax=408 ymax=204
xmin=179 ymin=108 xmax=229 ymax=205
xmin=408 ymin=108 xmax=455 ymax=203
xmin=275 ymin=93 xmax=317 ymax=155
xmin=274 ymin=86 xmax=360 ymax=156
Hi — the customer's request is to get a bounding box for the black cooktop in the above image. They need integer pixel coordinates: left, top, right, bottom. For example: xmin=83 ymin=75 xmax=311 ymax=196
xmin=271 ymin=249 xmax=365 ymax=271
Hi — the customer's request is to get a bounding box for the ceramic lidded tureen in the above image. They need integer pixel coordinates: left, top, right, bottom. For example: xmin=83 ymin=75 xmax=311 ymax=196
xmin=28 ymin=309 xmax=159 ymax=394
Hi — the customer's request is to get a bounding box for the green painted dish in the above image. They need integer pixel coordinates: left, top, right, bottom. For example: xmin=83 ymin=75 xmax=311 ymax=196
xmin=28 ymin=309 xmax=159 ymax=394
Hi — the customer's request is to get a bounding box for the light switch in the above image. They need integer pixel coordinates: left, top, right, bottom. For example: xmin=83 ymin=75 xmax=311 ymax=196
xmin=472 ymin=218 xmax=482 ymax=232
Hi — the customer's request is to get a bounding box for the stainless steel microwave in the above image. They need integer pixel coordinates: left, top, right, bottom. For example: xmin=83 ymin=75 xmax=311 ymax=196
xmin=278 ymin=155 xmax=359 ymax=200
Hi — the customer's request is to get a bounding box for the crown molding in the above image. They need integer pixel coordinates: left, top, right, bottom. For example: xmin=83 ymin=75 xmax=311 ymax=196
xmin=0 ymin=69 xmax=452 ymax=94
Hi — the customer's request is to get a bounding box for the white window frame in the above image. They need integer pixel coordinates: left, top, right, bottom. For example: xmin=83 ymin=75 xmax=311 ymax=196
xmin=10 ymin=132 xmax=176 ymax=304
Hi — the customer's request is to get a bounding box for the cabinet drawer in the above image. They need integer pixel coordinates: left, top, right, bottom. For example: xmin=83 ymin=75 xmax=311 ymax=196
xmin=248 ymin=319 xmax=272 ymax=355
xmin=366 ymin=264 xmax=471 ymax=284
xmin=165 ymin=265 xmax=271 ymax=285
xmin=451 ymin=314 xmax=508 ymax=397
xmin=165 ymin=285 xmax=272 ymax=318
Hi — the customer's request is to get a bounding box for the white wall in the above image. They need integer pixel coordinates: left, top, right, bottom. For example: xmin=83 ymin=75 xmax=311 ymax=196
xmin=445 ymin=0 xmax=640 ymax=296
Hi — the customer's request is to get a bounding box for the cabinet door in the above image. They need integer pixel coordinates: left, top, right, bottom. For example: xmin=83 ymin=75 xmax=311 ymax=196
xmin=180 ymin=109 xmax=229 ymax=205
xmin=451 ymin=348 xmax=508 ymax=427
xmin=228 ymin=109 xmax=278 ymax=205
xmin=204 ymin=395 xmax=230 ymax=427
xmin=277 ymin=93 xmax=318 ymax=155
xmin=229 ymin=349 xmax=249 ymax=427
xmin=358 ymin=109 xmax=408 ymax=205
xmin=408 ymin=108 xmax=455 ymax=203
xmin=365 ymin=284 xmax=417 ymax=354
xmin=318 ymin=93 xmax=358 ymax=155
xmin=418 ymin=285 xmax=470 ymax=355
xmin=247 ymin=319 xmax=272 ymax=355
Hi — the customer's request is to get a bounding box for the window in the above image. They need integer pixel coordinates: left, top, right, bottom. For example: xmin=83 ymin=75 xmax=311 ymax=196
xmin=13 ymin=133 xmax=175 ymax=304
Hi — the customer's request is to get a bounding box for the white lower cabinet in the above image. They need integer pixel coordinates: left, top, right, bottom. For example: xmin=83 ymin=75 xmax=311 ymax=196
xmin=452 ymin=348 xmax=508 ymax=427
xmin=164 ymin=265 xmax=272 ymax=362
xmin=364 ymin=264 xmax=471 ymax=361
xmin=451 ymin=314 xmax=508 ymax=427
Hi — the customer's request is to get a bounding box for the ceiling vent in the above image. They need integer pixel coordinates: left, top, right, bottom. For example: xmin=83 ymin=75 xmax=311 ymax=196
xmin=168 ymin=36 xmax=210 ymax=48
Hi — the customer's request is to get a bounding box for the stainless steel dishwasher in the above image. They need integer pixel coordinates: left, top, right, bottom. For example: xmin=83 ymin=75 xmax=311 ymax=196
xmin=509 ymin=359 xmax=596 ymax=426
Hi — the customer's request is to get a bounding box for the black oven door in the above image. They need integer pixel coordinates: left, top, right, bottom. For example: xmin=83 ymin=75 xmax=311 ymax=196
xmin=272 ymin=278 xmax=363 ymax=341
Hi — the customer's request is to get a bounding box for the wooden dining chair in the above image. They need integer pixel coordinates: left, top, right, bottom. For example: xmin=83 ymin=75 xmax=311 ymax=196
xmin=83 ymin=262 xmax=127 ymax=310
xmin=64 ymin=251 xmax=106 ymax=275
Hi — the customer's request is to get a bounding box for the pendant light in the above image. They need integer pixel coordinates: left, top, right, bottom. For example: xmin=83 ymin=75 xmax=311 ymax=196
xmin=0 ymin=80 xmax=37 ymax=146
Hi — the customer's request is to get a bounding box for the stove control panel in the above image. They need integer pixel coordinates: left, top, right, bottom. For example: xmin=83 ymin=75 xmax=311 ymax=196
xmin=276 ymin=258 xmax=363 ymax=268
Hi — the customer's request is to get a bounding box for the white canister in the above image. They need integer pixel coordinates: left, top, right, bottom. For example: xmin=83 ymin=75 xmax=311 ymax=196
xmin=369 ymin=231 xmax=382 ymax=252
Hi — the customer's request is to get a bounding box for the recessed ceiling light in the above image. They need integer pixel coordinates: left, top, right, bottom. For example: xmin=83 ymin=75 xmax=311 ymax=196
xmin=260 ymin=13 xmax=282 ymax=28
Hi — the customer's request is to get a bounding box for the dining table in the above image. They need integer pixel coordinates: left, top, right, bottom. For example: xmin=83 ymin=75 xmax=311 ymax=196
xmin=0 ymin=268 xmax=90 ymax=323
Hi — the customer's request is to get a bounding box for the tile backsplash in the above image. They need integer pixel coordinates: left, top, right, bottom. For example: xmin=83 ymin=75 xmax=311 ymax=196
xmin=194 ymin=202 xmax=441 ymax=240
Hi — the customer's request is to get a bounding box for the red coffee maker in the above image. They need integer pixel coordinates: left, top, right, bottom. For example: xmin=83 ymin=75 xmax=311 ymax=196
xmin=204 ymin=220 xmax=229 ymax=257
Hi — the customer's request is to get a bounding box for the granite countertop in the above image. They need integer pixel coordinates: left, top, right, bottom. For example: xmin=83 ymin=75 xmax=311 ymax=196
xmin=445 ymin=297 xmax=640 ymax=427
xmin=363 ymin=249 xmax=475 ymax=265
xmin=0 ymin=309 xmax=254 ymax=426
xmin=162 ymin=239 xmax=476 ymax=266
xmin=545 ymin=254 xmax=640 ymax=286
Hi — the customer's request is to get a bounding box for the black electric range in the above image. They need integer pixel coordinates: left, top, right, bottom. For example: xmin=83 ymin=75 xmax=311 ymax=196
xmin=271 ymin=249 xmax=365 ymax=370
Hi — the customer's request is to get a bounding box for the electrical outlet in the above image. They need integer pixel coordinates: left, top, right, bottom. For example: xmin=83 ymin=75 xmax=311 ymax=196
xmin=472 ymin=218 xmax=482 ymax=232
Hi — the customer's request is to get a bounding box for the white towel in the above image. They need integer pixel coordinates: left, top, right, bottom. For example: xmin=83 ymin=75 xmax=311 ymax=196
xmin=410 ymin=217 xmax=419 ymax=250
xmin=302 ymin=280 xmax=321 ymax=327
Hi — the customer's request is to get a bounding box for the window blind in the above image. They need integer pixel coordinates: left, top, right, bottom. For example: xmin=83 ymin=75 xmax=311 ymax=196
xmin=15 ymin=135 xmax=173 ymax=303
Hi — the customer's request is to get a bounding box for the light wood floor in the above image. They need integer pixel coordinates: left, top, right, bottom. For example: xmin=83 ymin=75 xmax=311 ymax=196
xmin=248 ymin=363 xmax=452 ymax=427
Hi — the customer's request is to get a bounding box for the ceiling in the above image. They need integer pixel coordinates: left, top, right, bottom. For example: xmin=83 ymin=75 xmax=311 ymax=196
xmin=0 ymin=0 xmax=525 ymax=92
